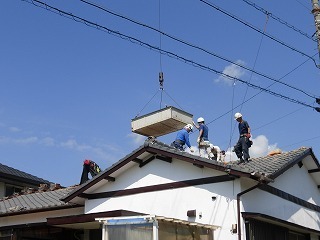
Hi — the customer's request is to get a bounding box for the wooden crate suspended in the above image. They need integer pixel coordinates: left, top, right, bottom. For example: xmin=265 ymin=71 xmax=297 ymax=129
xmin=131 ymin=106 xmax=193 ymax=137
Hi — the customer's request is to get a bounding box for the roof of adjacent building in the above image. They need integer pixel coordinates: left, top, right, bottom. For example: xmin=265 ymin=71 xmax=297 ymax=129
xmin=62 ymin=138 xmax=320 ymax=203
xmin=0 ymin=162 xmax=51 ymax=186
xmin=0 ymin=185 xmax=79 ymax=216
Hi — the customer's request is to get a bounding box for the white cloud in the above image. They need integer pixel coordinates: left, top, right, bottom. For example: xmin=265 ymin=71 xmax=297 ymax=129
xmin=14 ymin=136 xmax=38 ymax=144
xmin=59 ymin=138 xmax=119 ymax=160
xmin=40 ymin=137 xmax=55 ymax=146
xmin=223 ymin=135 xmax=278 ymax=162
xmin=127 ymin=133 xmax=146 ymax=146
xmin=0 ymin=136 xmax=38 ymax=145
xmin=215 ymin=60 xmax=246 ymax=86
xmin=8 ymin=127 xmax=21 ymax=132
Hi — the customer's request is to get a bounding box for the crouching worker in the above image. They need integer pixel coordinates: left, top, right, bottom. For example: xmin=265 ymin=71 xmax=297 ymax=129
xmin=209 ymin=145 xmax=226 ymax=162
xmin=171 ymin=124 xmax=194 ymax=152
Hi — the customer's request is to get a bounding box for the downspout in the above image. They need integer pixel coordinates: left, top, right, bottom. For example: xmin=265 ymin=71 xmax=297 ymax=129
xmin=236 ymin=183 xmax=260 ymax=240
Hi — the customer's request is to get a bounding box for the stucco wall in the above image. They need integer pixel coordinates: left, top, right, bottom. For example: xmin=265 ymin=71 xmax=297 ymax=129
xmin=0 ymin=207 xmax=84 ymax=228
xmin=85 ymin=158 xmax=243 ymax=240
xmin=242 ymin=164 xmax=320 ymax=231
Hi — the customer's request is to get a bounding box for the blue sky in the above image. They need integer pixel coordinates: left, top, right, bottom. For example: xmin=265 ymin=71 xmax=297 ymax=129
xmin=1 ymin=0 xmax=320 ymax=187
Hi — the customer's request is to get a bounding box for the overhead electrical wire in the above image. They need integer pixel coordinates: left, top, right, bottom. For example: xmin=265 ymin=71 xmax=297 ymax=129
xmin=294 ymin=0 xmax=312 ymax=12
xmin=77 ymin=0 xmax=318 ymax=100
xmin=199 ymin=0 xmax=319 ymax=68
xmin=22 ymin=0 xmax=320 ymax=113
xmin=206 ymin=53 xmax=319 ymax=127
xmin=282 ymin=135 xmax=320 ymax=149
xmin=241 ymin=0 xmax=316 ymax=42
xmin=227 ymin=13 xmax=270 ymax=154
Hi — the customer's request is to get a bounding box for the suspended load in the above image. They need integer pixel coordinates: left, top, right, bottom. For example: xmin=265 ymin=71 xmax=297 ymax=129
xmin=131 ymin=106 xmax=193 ymax=137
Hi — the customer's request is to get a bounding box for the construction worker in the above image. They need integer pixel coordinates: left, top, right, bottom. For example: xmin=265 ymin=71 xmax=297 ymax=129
xmin=193 ymin=117 xmax=216 ymax=160
xmin=171 ymin=124 xmax=194 ymax=152
xmin=234 ymin=112 xmax=252 ymax=163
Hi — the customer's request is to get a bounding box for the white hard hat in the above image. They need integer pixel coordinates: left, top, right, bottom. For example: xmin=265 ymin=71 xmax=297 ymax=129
xmin=234 ymin=112 xmax=242 ymax=119
xmin=185 ymin=124 xmax=193 ymax=132
xmin=197 ymin=117 xmax=205 ymax=123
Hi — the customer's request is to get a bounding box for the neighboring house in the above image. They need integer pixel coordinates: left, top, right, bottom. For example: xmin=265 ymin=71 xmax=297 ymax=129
xmin=0 ymin=163 xmax=51 ymax=198
xmin=0 ymin=139 xmax=319 ymax=240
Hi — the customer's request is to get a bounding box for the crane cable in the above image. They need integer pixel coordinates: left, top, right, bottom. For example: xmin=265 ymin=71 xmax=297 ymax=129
xmin=158 ymin=0 xmax=164 ymax=110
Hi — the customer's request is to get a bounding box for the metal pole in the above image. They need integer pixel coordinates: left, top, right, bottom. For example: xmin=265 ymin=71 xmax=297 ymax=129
xmin=311 ymin=0 xmax=320 ymax=62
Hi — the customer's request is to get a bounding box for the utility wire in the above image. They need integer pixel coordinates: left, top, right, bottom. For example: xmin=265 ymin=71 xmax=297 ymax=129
xmin=252 ymin=107 xmax=304 ymax=131
xmin=227 ymin=13 xmax=270 ymax=155
xmin=282 ymin=135 xmax=320 ymax=149
xmin=207 ymin=54 xmax=317 ymax=154
xmin=77 ymin=0 xmax=318 ymax=99
xmin=23 ymin=0 xmax=319 ymax=112
xmin=199 ymin=0 xmax=319 ymax=68
xmin=207 ymin=53 xmax=318 ymax=127
xmin=295 ymin=0 xmax=312 ymax=12
xmin=241 ymin=0 xmax=315 ymax=41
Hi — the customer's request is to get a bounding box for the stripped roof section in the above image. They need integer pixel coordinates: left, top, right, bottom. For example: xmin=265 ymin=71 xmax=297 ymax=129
xmin=0 ymin=162 xmax=51 ymax=185
xmin=0 ymin=186 xmax=79 ymax=216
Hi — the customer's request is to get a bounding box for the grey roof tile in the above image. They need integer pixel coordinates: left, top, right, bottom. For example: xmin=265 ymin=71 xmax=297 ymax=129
xmin=62 ymin=139 xmax=316 ymax=203
xmin=229 ymin=147 xmax=312 ymax=177
xmin=0 ymin=186 xmax=78 ymax=215
xmin=147 ymin=140 xmax=313 ymax=179
xmin=0 ymin=162 xmax=51 ymax=184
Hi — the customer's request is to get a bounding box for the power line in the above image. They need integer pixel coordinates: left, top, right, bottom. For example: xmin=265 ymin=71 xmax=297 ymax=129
xmin=241 ymin=0 xmax=316 ymax=42
xmin=22 ymin=0 xmax=320 ymax=112
xmin=199 ymin=0 xmax=319 ymax=68
xmin=282 ymin=135 xmax=320 ymax=149
xmin=252 ymin=107 xmax=304 ymax=131
xmin=77 ymin=0 xmax=318 ymax=99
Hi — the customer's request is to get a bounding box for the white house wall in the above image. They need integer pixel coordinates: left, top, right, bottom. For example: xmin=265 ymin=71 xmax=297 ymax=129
xmin=242 ymin=164 xmax=320 ymax=231
xmin=85 ymin=158 xmax=243 ymax=240
xmin=92 ymin=158 xmax=226 ymax=193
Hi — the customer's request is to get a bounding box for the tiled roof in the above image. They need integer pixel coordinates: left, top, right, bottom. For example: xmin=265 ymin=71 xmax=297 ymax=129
xmin=62 ymin=139 xmax=318 ymax=203
xmin=0 ymin=186 xmax=79 ymax=216
xmin=145 ymin=140 xmax=314 ymax=178
xmin=233 ymin=147 xmax=313 ymax=178
xmin=0 ymin=162 xmax=51 ymax=185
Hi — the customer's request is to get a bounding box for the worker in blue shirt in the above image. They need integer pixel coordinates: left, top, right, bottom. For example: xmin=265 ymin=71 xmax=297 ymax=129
xmin=171 ymin=124 xmax=194 ymax=152
xmin=234 ymin=112 xmax=252 ymax=163
xmin=193 ymin=117 xmax=216 ymax=160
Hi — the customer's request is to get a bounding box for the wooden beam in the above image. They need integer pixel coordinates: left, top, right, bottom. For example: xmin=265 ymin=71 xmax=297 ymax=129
xmin=156 ymin=155 xmax=172 ymax=163
xmin=139 ymin=156 xmax=156 ymax=168
xmin=308 ymin=168 xmax=320 ymax=173
xmin=193 ymin=163 xmax=204 ymax=168
xmin=81 ymin=175 xmax=236 ymax=199
xmin=104 ymin=176 xmax=115 ymax=182
xmin=132 ymin=158 xmax=143 ymax=164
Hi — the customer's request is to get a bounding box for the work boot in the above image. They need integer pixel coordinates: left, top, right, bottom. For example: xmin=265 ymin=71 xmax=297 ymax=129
xmin=237 ymin=158 xmax=244 ymax=165
xmin=210 ymin=156 xmax=217 ymax=161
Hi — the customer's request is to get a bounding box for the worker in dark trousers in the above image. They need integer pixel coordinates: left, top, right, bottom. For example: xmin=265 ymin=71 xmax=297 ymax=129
xmin=171 ymin=124 xmax=194 ymax=152
xmin=234 ymin=112 xmax=252 ymax=163
xmin=193 ymin=117 xmax=216 ymax=160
